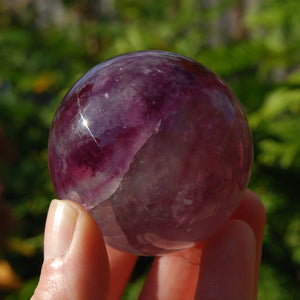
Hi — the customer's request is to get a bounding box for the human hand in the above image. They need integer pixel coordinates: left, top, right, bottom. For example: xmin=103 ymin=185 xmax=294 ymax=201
xmin=31 ymin=189 xmax=265 ymax=300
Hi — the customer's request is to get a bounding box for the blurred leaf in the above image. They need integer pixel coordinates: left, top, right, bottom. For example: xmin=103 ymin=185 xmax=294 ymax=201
xmin=250 ymin=88 xmax=300 ymax=127
xmin=122 ymin=274 xmax=146 ymax=300
xmin=286 ymin=68 xmax=300 ymax=85
xmin=6 ymin=235 xmax=43 ymax=258
xmin=286 ymin=218 xmax=300 ymax=264
xmin=258 ymin=139 xmax=299 ymax=168
xmin=258 ymin=264 xmax=295 ymax=300
xmin=4 ymin=277 xmax=38 ymax=300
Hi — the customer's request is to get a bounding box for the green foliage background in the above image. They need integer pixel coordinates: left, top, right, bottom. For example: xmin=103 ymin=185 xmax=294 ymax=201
xmin=0 ymin=0 xmax=299 ymax=299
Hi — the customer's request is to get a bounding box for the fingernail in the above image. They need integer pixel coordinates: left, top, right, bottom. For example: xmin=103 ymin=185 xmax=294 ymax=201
xmin=44 ymin=200 xmax=78 ymax=260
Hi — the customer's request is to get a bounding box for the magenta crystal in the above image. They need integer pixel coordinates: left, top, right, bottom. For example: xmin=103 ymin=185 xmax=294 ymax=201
xmin=48 ymin=51 xmax=252 ymax=255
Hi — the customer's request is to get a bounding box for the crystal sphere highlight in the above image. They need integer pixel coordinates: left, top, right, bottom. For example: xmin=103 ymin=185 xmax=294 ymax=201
xmin=48 ymin=50 xmax=252 ymax=256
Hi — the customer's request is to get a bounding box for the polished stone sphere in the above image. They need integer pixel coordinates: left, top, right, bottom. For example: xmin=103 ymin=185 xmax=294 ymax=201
xmin=48 ymin=50 xmax=252 ymax=255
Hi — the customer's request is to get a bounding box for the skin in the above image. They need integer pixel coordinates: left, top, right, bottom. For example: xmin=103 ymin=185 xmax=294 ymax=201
xmin=31 ymin=189 xmax=266 ymax=300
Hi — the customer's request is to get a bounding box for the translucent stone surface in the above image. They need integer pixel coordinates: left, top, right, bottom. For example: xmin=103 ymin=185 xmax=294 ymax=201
xmin=48 ymin=51 xmax=252 ymax=255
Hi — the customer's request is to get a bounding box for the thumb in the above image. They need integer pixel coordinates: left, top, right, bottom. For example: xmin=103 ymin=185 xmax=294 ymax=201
xmin=31 ymin=200 xmax=110 ymax=300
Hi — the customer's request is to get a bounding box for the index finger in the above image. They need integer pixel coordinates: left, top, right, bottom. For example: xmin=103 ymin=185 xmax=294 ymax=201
xmin=231 ymin=189 xmax=266 ymax=297
xmin=139 ymin=189 xmax=266 ymax=300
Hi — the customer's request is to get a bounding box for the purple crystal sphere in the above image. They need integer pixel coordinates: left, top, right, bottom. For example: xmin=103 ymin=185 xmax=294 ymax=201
xmin=48 ymin=51 xmax=252 ymax=255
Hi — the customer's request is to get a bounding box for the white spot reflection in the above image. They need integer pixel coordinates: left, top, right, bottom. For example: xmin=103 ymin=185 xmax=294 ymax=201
xmin=80 ymin=114 xmax=101 ymax=148
xmin=82 ymin=117 xmax=89 ymax=128
xmin=76 ymin=90 xmax=101 ymax=148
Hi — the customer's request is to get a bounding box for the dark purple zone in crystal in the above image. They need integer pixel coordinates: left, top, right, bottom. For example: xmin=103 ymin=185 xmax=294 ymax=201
xmin=48 ymin=51 xmax=252 ymax=255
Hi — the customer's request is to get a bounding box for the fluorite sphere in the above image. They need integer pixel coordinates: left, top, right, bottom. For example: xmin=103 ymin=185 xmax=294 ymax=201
xmin=48 ymin=50 xmax=252 ymax=256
